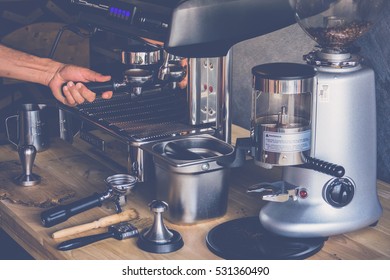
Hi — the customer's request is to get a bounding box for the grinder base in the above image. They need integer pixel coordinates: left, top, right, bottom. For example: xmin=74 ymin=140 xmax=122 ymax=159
xmin=206 ymin=216 xmax=326 ymax=260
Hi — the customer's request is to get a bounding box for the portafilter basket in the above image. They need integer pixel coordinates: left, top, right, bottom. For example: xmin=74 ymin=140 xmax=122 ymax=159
xmin=104 ymin=173 xmax=138 ymax=198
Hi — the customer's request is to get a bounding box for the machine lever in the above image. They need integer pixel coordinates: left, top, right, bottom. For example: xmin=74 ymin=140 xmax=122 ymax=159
xmin=302 ymin=156 xmax=345 ymax=178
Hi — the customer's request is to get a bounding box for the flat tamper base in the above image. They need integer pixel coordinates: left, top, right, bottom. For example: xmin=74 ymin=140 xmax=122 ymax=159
xmin=137 ymin=200 xmax=184 ymax=254
xmin=14 ymin=173 xmax=41 ymax=187
xmin=137 ymin=228 xmax=183 ymax=254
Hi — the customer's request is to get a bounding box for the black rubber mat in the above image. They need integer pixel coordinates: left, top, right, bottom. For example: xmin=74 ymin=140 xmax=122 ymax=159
xmin=206 ymin=216 xmax=326 ymax=260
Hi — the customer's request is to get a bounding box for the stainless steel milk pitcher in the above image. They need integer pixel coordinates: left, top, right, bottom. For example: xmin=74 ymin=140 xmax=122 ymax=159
xmin=5 ymin=103 xmax=49 ymax=152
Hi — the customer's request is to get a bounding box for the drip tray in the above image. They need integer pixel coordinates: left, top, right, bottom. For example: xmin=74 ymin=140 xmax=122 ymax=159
xmin=206 ymin=217 xmax=326 ymax=260
xmin=61 ymin=91 xmax=209 ymax=143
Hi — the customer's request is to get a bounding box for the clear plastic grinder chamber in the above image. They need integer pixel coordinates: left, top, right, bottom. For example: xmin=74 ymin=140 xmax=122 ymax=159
xmin=294 ymin=0 xmax=385 ymax=53
xmin=251 ymin=63 xmax=316 ymax=167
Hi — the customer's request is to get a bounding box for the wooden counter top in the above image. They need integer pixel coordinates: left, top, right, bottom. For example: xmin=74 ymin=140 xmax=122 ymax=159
xmin=0 ymin=126 xmax=389 ymax=260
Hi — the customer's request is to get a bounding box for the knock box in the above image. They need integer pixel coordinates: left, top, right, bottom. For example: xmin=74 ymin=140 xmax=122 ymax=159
xmin=142 ymin=135 xmax=235 ymax=224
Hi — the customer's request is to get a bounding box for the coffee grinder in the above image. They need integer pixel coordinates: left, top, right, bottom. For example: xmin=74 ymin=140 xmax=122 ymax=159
xmin=255 ymin=0 xmax=384 ymax=238
xmin=206 ymin=0 xmax=384 ymax=259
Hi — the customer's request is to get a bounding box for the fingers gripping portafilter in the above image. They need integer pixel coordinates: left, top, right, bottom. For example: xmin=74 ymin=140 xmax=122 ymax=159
xmin=41 ymin=174 xmax=137 ymax=227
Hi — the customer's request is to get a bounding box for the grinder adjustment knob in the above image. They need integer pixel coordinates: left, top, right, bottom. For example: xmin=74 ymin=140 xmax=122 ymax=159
xmin=324 ymin=178 xmax=355 ymax=208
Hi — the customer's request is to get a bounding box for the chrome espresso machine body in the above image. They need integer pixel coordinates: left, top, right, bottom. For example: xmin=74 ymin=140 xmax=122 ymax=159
xmin=59 ymin=0 xmax=297 ymax=182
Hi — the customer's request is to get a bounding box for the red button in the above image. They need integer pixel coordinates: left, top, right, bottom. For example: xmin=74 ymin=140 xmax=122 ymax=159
xmin=299 ymin=189 xmax=308 ymax=199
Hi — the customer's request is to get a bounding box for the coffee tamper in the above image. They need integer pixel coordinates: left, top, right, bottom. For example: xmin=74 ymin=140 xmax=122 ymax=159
xmin=14 ymin=145 xmax=41 ymax=186
xmin=137 ymin=200 xmax=184 ymax=254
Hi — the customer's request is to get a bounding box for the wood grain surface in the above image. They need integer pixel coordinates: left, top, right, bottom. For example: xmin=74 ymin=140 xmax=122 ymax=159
xmin=0 ymin=159 xmax=76 ymax=208
xmin=0 ymin=126 xmax=389 ymax=260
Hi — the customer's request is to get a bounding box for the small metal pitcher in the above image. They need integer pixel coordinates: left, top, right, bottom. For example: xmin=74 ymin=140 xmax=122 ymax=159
xmin=5 ymin=103 xmax=50 ymax=152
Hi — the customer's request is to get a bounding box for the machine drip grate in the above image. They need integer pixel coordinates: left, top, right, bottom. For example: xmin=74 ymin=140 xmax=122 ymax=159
xmin=66 ymin=90 xmax=205 ymax=142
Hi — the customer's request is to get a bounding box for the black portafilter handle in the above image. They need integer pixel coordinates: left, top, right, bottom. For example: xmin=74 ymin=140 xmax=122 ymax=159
xmin=85 ymin=81 xmax=115 ymax=95
xmin=57 ymin=222 xmax=139 ymax=251
xmin=302 ymin=156 xmax=345 ymax=178
xmin=62 ymin=80 xmax=124 ymax=96
xmin=40 ymin=192 xmax=103 ymax=228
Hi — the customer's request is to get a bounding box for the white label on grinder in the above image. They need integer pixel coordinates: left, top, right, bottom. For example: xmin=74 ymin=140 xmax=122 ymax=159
xmin=263 ymin=130 xmax=311 ymax=153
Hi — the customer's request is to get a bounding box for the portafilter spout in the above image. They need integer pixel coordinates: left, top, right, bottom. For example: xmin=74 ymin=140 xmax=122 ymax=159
xmin=158 ymin=52 xmax=186 ymax=87
xmin=123 ymin=68 xmax=154 ymax=96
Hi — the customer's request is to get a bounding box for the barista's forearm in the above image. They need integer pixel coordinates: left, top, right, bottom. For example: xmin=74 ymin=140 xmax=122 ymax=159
xmin=0 ymin=44 xmax=64 ymax=86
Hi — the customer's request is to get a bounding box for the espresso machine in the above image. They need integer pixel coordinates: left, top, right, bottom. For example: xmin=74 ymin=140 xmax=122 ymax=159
xmin=248 ymin=0 xmax=384 ymax=239
xmin=58 ymin=0 xmax=297 ymax=182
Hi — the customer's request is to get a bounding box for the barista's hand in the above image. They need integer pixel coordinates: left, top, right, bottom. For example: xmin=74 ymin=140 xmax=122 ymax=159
xmin=48 ymin=64 xmax=112 ymax=106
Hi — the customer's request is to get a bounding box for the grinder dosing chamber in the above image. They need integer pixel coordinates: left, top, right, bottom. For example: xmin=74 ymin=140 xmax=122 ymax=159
xmin=251 ymin=63 xmax=315 ymax=169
